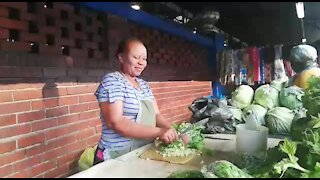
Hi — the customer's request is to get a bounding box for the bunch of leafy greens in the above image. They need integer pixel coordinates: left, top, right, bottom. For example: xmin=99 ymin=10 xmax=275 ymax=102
xmin=302 ymin=76 xmax=320 ymax=117
xmin=239 ymin=130 xmax=320 ymax=178
xmin=159 ymin=123 xmax=205 ymax=157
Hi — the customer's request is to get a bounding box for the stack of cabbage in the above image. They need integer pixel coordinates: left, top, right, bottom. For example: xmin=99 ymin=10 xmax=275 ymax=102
xmin=229 ymin=80 xmax=305 ymax=135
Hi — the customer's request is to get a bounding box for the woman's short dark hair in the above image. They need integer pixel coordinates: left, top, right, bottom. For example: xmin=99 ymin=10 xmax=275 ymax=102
xmin=115 ymin=37 xmax=144 ymax=58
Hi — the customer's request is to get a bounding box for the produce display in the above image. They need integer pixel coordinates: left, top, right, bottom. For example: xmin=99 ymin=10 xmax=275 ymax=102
xmin=167 ymin=76 xmax=320 ymax=178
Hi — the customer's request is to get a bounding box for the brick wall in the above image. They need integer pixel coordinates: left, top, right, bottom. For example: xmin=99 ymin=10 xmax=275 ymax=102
xmin=0 ymin=2 xmax=212 ymax=178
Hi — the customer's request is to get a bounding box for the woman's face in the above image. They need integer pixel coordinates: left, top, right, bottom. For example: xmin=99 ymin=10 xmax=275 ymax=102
xmin=118 ymin=41 xmax=147 ymax=77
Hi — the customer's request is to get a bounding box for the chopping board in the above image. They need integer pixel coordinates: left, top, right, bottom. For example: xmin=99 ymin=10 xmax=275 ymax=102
xmin=139 ymin=146 xmax=198 ymax=164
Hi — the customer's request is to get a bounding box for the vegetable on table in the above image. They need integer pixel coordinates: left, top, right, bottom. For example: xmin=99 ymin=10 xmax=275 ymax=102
xmin=158 ymin=123 xmax=205 ymax=157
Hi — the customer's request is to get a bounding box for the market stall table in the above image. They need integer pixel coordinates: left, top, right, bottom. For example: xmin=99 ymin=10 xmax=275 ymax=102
xmin=69 ymin=134 xmax=282 ymax=178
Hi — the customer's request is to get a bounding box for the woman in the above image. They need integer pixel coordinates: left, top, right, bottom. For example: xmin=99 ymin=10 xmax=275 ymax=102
xmin=93 ymin=37 xmax=179 ymax=165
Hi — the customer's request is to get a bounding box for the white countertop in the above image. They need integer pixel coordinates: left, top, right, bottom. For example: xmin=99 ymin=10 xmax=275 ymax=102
xmin=68 ymin=134 xmax=282 ymax=178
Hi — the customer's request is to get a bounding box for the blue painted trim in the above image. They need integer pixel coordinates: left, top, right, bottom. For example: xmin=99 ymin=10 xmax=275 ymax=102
xmin=78 ymin=2 xmax=213 ymax=47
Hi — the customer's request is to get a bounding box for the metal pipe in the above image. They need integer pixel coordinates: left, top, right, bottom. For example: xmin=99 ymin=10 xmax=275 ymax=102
xmin=301 ymin=18 xmax=306 ymax=44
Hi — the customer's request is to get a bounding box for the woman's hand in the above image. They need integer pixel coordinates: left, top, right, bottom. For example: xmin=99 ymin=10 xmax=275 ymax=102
xmin=158 ymin=128 xmax=179 ymax=144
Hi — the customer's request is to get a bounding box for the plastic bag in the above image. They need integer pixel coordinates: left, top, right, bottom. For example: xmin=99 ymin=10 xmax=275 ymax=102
xmin=203 ymin=99 xmax=233 ymax=121
xmin=78 ymin=145 xmax=97 ymax=171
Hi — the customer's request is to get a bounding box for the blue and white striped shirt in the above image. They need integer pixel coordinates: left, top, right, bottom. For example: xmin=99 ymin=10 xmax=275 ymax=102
xmin=95 ymin=71 xmax=154 ymax=151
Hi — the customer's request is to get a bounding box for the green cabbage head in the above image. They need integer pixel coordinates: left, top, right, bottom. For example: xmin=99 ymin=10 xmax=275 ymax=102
xmin=279 ymin=86 xmax=304 ymax=110
xmin=230 ymin=85 xmax=254 ymax=109
xmin=242 ymin=104 xmax=267 ymax=125
xmin=265 ymin=107 xmax=295 ymax=135
xmin=254 ymin=84 xmax=280 ymax=110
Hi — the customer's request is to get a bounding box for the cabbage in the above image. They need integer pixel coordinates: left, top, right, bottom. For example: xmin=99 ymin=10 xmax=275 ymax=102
xmin=242 ymin=104 xmax=267 ymax=125
xmin=279 ymin=86 xmax=304 ymax=110
xmin=78 ymin=146 xmax=96 ymax=171
xmin=230 ymin=85 xmax=254 ymax=109
xmin=201 ymin=160 xmax=253 ymax=178
xmin=265 ymin=107 xmax=295 ymax=135
xmin=228 ymin=106 xmax=243 ymax=122
xmin=254 ymin=84 xmax=280 ymax=110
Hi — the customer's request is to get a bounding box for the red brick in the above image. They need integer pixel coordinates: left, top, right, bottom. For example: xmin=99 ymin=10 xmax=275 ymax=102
xmin=0 ymin=150 xmax=25 ymax=167
xmin=43 ymin=164 xmax=69 ymax=178
xmin=0 ymin=6 xmax=8 ymax=17
xmin=37 ymin=5 xmax=60 ymax=18
xmin=0 ymin=28 xmax=9 ymax=39
xmin=31 ymin=98 xmax=59 ymax=110
xmin=39 ymin=25 xmax=60 ymax=34
xmin=86 ymin=135 xmax=100 ymax=146
xmin=13 ymin=155 xmax=42 ymax=172
xmin=56 ymin=114 xmax=79 ymax=125
xmin=0 ymin=91 xmax=13 ymax=102
xmin=13 ymin=90 xmax=42 ymax=101
xmin=88 ymin=102 xmax=99 ymax=110
xmin=42 ymin=88 xmax=67 ymax=98
xmin=83 ymin=41 xmax=98 ymax=49
xmin=0 ymin=114 xmax=16 ymax=127
xmin=65 ymin=140 xmax=87 ymax=154
xmin=0 ymin=101 xmax=31 ymax=115
xmin=87 ymin=118 xmax=101 ymax=128
xmin=20 ymin=32 xmax=46 ymax=43
xmin=26 ymin=144 xmax=46 ymax=157
xmin=39 ymin=45 xmax=61 ymax=55
xmin=0 ymin=140 xmax=16 ymax=154
xmin=47 ymin=135 xmax=77 ymax=150
xmin=87 ymin=69 xmax=105 ymax=77
xmin=75 ymin=128 xmax=95 ymax=141
xmin=0 ymin=2 xmax=27 ymax=10
xmin=67 ymin=160 xmax=79 ymax=174
xmin=43 ymin=67 xmax=67 ymax=78
xmin=46 ymin=121 xmax=89 ymax=140
xmin=6 ymin=169 xmax=31 ymax=178
xmin=56 ymin=38 xmax=75 ymax=47
xmin=66 ymin=68 xmax=86 ymax=77
xmin=18 ymin=110 xmax=46 ymax=123
xmin=0 ymin=40 xmax=30 ymax=52
xmin=55 ymin=2 xmax=74 ymax=11
xmin=69 ymin=103 xmax=88 ymax=114
xmin=66 ymin=86 xmax=86 ymax=95
xmin=79 ymin=110 xmax=98 ymax=120
xmin=0 ymin=124 xmax=31 ymax=139
xmin=45 ymin=126 xmax=69 ymax=141
xmin=45 ymin=106 xmax=69 ymax=118
xmin=18 ymin=133 xmax=46 ymax=148
xmin=79 ymin=94 xmax=96 ymax=103
xmin=58 ymin=96 xmax=78 ymax=106
xmin=95 ymin=124 xmax=102 ymax=134
xmin=57 ymin=150 xmax=82 ymax=167
xmin=20 ymin=11 xmax=37 ymax=21
xmin=0 ymin=164 xmax=13 ymax=178
xmin=42 ymin=147 xmax=65 ymax=162
xmin=0 ymin=17 xmax=28 ymax=30
xmin=31 ymin=161 xmax=57 ymax=177
xmin=69 ymin=48 xmax=87 ymax=58
xmin=31 ymin=118 xmax=58 ymax=132
xmin=0 ymin=67 xmax=42 ymax=78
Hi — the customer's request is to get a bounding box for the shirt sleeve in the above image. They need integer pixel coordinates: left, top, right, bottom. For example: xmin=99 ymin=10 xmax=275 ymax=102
xmin=95 ymin=75 xmax=126 ymax=103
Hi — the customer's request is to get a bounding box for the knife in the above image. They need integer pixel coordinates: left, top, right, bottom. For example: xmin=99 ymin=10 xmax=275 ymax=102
xmin=203 ymin=134 xmax=232 ymax=140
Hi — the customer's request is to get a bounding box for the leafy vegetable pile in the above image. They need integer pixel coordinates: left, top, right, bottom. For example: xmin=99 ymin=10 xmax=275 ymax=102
xmin=234 ymin=76 xmax=320 ymax=178
xmin=158 ymin=122 xmax=205 ymax=157
xmin=167 ymin=76 xmax=320 ymax=178
xmin=226 ymin=79 xmax=305 ymax=135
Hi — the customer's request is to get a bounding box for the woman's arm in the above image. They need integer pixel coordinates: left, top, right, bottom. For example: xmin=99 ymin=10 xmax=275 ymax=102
xmin=152 ymin=99 xmax=172 ymax=129
xmin=100 ymin=101 xmax=169 ymax=140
